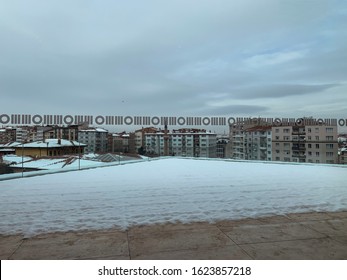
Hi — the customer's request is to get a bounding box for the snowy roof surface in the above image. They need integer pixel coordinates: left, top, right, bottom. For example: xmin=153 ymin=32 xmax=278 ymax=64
xmin=0 ymin=148 xmax=15 ymax=152
xmin=80 ymin=128 xmax=108 ymax=133
xmin=20 ymin=139 xmax=86 ymax=148
xmin=0 ymin=158 xmax=346 ymax=237
xmin=0 ymin=142 xmax=21 ymax=148
xmin=2 ymin=154 xmax=32 ymax=163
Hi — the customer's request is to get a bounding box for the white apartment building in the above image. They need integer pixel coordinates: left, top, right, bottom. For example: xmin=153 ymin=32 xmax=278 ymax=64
xmin=16 ymin=126 xmax=44 ymax=143
xmin=230 ymin=123 xmax=272 ymax=161
xmin=244 ymin=126 xmax=272 ymax=161
xmin=216 ymin=135 xmax=230 ymax=158
xmin=134 ymin=127 xmax=158 ymax=153
xmin=145 ymin=129 xmax=217 ymax=158
xmin=78 ymin=128 xmax=108 ymax=154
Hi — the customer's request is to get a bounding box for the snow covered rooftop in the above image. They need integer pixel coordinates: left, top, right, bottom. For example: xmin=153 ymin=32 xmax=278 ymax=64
xmin=20 ymin=139 xmax=86 ymax=148
xmin=80 ymin=128 xmax=108 ymax=133
xmin=0 ymin=142 xmax=21 ymax=148
xmin=2 ymin=154 xmax=32 ymax=164
xmin=0 ymin=158 xmax=346 ymax=237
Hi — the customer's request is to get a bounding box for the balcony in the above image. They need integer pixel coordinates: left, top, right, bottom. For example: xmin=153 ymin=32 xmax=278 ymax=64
xmin=292 ymin=145 xmax=305 ymax=151
xmin=293 ymin=154 xmax=306 ymax=159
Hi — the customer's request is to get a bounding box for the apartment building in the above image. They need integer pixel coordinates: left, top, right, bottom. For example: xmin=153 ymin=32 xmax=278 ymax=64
xmin=78 ymin=128 xmax=108 ymax=154
xmin=108 ymin=132 xmax=136 ymax=154
xmin=15 ymin=126 xmax=43 ymax=143
xmin=230 ymin=123 xmax=245 ymax=159
xmin=43 ymin=124 xmax=86 ymax=141
xmin=0 ymin=127 xmax=16 ymax=144
xmin=145 ymin=128 xmax=217 ymax=158
xmin=230 ymin=121 xmax=272 ymax=161
xmin=134 ymin=127 xmax=158 ymax=154
xmin=216 ymin=135 xmax=230 ymax=158
xmin=272 ymin=125 xmax=338 ymax=164
xmin=244 ymin=126 xmax=272 ymax=161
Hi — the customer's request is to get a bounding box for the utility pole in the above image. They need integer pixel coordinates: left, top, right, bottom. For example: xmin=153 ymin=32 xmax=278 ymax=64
xmin=21 ymin=141 xmax=24 ymax=178
xmin=78 ymin=141 xmax=81 ymax=170
xmin=164 ymin=120 xmax=169 ymax=156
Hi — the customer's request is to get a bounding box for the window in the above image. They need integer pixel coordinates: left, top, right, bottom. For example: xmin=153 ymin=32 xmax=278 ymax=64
xmin=308 ymin=136 xmax=311 ymax=140
xmin=308 ymin=144 xmax=312 ymax=148
xmin=315 ymin=136 xmax=319 ymax=141
xmin=275 ymin=157 xmax=280 ymax=161
xmin=275 ymin=136 xmax=279 ymax=140
xmin=316 ymin=144 xmax=320 ymax=148
xmin=326 ymin=152 xmax=334 ymax=157
xmin=326 ymin=127 xmax=334 ymax=133
xmin=315 ymin=127 xmax=319 ymax=132
xmin=284 ymin=136 xmax=290 ymax=141
xmin=308 ymin=128 xmax=312 ymax=133
xmin=308 ymin=151 xmax=312 ymax=156
xmin=326 ymin=136 xmax=333 ymax=141
xmin=316 ymin=152 xmax=320 ymax=156
xmin=275 ymin=129 xmax=279 ymax=133
xmin=326 ymin=144 xmax=334 ymax=149
xmin=283 ymin=129 xmax=290 ymax=133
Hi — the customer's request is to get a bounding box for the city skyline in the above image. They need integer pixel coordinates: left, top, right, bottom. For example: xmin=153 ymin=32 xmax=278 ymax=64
xmin=1 ymin=1 xmax=347 ymax=123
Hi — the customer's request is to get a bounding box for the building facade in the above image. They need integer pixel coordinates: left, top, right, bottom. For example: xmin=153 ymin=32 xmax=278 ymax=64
xmin=230 ymin=119 xmax=338 ymax=164
xmin=134 ymin=127 xmax=158 ymax=154
xmin=43 ymin=124 xmax=85 ymax=142
xmin=272 ymin=125 xmax=338 ymax=163
xmin=78 ymin=128 xmax=108 ymax=154
xmin=230 ymin=122 xmax=272 ymax=161
xmin=108 ymin=132 xmax=136 ymax=154
xmin=216 ymin=135 xmax=230 ymax=158
xmin=244 ymin=126 xmax=272 ymax=161
xmin=15 ymin=126 xmax=43 ymax=143
xmin=0 ymin=127 xmax=16 ymax=144
xmin=145 ymin=128 xmax=217 ymax=158
xmin=13 ymin=139 xmax=85 ymax=157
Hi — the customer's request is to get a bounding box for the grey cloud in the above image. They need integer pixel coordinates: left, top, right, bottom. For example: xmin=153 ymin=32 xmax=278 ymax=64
xmin=196 ymin=105 xmax=269 ymax=116
xmin=230 ymin=84 xmax=339 ymax=100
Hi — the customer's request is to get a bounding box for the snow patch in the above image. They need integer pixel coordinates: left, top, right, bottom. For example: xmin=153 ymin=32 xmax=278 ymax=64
xmin=0 ymin=158 xmax=346 ymax=237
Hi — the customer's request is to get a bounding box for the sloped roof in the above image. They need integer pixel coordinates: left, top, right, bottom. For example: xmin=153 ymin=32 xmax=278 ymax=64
xmin=0 ymin=142 xmax=21 ymax=148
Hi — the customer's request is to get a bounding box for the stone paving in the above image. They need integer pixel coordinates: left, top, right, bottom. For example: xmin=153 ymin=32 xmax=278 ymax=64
xmin=1 ymin=211 xmax=347 ymax=260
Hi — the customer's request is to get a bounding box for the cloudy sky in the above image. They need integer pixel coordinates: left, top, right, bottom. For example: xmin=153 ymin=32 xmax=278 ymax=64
xmin=1 ymin=0 xmax=346 ymax=127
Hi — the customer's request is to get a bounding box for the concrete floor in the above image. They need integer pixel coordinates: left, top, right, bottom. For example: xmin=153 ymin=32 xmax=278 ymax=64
xmin=1 ymin=211 xmax=347 ymax=260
